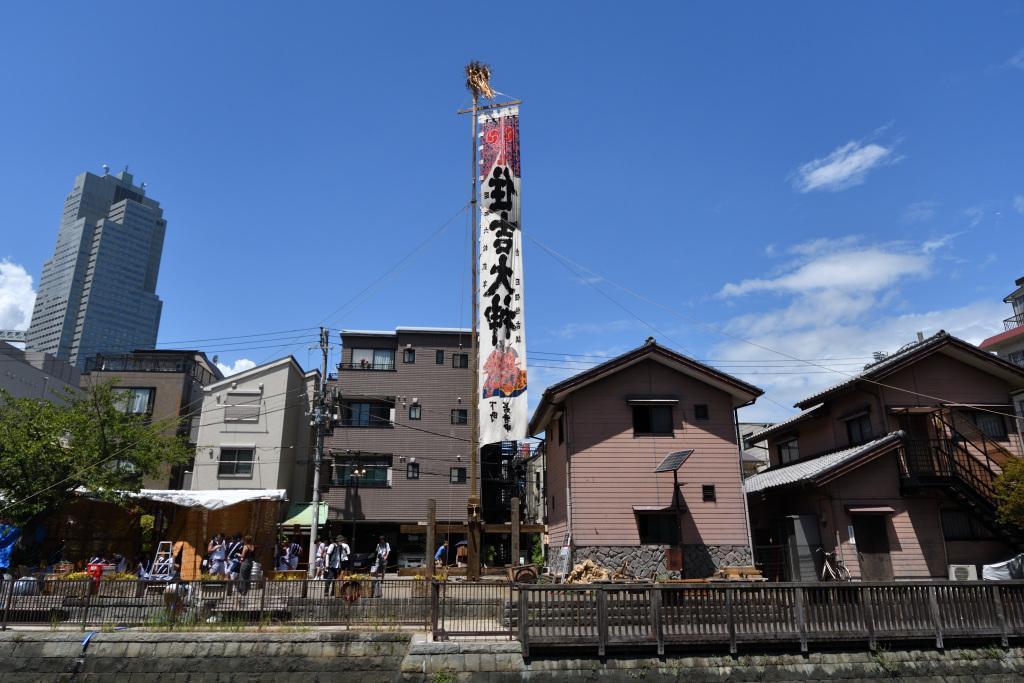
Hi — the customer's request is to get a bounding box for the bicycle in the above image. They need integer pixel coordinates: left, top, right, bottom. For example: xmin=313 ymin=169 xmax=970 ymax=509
xmin=817 ymin=547 xmax=852 ymax=581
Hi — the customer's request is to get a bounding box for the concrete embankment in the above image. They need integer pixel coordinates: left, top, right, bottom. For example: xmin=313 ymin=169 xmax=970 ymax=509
xmin=2 ymin=631 xmax=1023 ymax=681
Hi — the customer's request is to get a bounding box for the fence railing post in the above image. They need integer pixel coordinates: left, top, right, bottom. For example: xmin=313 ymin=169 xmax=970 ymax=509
xmin=726 ymin=587 xmax=737 ymax=655
xmin=927 ymin=585 xmax=944 ymax=649
xmin=80 ymin=581 xmax=93 ymax=629
xmin=990 ymin=584 xmax=1009 ymax=648
xmin=0 ymin=578 xmax=12 ymax=631
xmin=596 ymin=588 xmax=608 ymax=657
xmin=862 ymin=586 xmax=876 ymax=651
xmin=650 ymin=586 xmax=664 ymax=657
xmin=430 ymin=581 xmax=441 ymax=640
xmin=793 ymin=586 xmax=807 ymax=653
xmin=519 ymin=587 xmax=529 ymax=659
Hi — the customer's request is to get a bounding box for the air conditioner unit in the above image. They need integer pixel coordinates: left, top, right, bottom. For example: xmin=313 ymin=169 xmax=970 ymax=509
xmin=948 ymin=564 xmax=978 ymax=581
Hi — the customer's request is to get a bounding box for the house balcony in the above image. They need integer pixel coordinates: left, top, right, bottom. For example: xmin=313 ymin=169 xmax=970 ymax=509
xmin=1004 ymin=312 xmax=1024 ymax=331
xmin=339 ymin=361 xmax=396 ymax=371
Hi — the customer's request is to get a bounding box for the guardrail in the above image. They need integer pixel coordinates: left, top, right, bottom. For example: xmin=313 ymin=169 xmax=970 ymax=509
xmin=516 ymin=581 xmax=1024 ymax=656
xmin=0 ymin=577 xmax=435 ymax=629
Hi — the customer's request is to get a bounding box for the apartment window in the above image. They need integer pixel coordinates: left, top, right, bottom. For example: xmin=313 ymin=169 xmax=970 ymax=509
xmin=350 ymin=348 xmax=395 ymax=370
xmin=436 ymin=350 xmax=445 ymax=365
xmin=941 ymin=509 xmax=995 ymax=541
xmin=452 ymin=353 xmax=469 ymax=368
xmin=969 ymin=411 xmax=1008 ymax=440
xmin=702 ymin=485 xmax=716 ymax=502
xmin=632 ymin=405 xmax=673 ymax=436
xmin=217 ymin=448 xmax=254 ymax=477
xmin=694 ymin=404 xmax=710 ymax=421
xmin=224 ymin=392 xmax=261 ymax=422
xmin=846 ymin=414 xmax=874 ymax=446
xmin=408 ymin=404 xmax=422 ymax=420
xmin=777 ymin=438 xmax=800 ymax=464
xmin=332 ymin=458 xmax=391 ymax=488
xmin=451 ymin=409 xmax=468 ymax=425
xmin=343 ymin=401 xmax=392 ymax=427
xmin=112 ymin=387 xmax=155 ymax=415
xmin=406 ymin=463 xmax=420 ymax=480
xmin=403 ymin=348 xmax=416 ymax=364
xmin=635 ymin=512 xmax=680 ymax=545
xmin=450 ymin=467 xmax=467 ymax=484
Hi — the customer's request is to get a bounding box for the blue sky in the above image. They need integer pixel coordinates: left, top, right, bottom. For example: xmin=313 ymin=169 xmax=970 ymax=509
xmin=2 ymin=2 xmax=1023 ymax=421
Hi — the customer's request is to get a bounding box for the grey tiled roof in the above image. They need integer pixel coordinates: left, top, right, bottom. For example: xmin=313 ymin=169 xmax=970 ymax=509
xmin=743 ymin=431 xmax=903 ymax=495
xmin=744 ymin=404 xmax=824 ymax=446
xmin=794 ymin=332 xmax=949 ymax=409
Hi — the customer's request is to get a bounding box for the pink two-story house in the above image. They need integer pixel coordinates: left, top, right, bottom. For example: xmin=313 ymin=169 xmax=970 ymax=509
xmin=745 ymin=331 xmax=1024 ymax=582
xmin=529 ymin=339 xmax=763 ymax=578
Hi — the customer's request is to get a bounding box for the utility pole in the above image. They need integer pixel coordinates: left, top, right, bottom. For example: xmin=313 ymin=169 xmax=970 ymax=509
xmin=306 ymin=327 xmax=331 ymax=577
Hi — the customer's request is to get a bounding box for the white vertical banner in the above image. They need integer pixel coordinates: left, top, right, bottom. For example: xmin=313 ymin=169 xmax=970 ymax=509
xmin=478 ymin=106 xmax=527 ymax=445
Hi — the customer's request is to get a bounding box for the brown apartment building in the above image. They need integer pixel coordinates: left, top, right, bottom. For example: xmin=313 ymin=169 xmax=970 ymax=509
xmin=81 ymin=349 xmax=223 ymax=488
xmin=323 ymin=327 xmax=475 ymax=564
xmin=744 ymin=331 xmax=1024 ymax=582
xmin=529 ymin=339 xmax=764 ymax=579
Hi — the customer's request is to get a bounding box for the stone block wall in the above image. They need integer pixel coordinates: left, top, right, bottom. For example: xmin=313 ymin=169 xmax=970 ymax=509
xmin=574 ymin=543 xmax=752 ymax=578
xmin=0 ymin=631 xmax=410 ymax=682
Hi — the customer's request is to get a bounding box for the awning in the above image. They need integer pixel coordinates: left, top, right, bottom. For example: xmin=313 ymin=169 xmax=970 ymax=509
xmin=133 ymin=489 xmax=288 ymax=510
xmin=846 ymin=505 xmax=895 ymax=514
xmin=279 ymin=502 xmax=328 ymax=528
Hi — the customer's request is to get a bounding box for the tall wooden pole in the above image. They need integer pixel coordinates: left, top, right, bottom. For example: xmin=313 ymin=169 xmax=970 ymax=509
xmin=511 ymin=496 xmax=521 ymax=567
xmin=426 ymin=498 xmax=436 ymax=578
xmin=467 ymin=89 xmax=483 ymax=581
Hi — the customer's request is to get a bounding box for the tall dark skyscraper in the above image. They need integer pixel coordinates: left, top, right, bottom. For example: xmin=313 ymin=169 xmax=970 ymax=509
xmin=26 ymin=168 xmax=166 ymax=370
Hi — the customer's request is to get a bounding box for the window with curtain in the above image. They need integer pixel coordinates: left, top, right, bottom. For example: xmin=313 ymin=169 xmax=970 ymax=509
xmin=970 ymin=411 xmax=1008 ymax=440
xmin=112 ymin=387 xmax=155 ymax=415
xmin=777 ymin=438 xmax=800 ymax=464
xmin=846 ymin=414 xmax=874 ymax=446
xmin=373 ymin=349 xmax=395 ymax=370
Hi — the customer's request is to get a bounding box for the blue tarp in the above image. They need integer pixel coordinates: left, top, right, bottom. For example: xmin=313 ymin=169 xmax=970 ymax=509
xmin=0 ymin=523 xmax=21 ymax=570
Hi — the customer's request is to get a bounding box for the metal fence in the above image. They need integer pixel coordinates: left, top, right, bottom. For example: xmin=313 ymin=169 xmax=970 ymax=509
xmin=7 ymin=577 xmax=1024 ymax=656
xmin=432 ymin=580 xmax=515 ymax=640
xmin=517 ymin=581 xmax=1024 ymax=657
xmin=0 ymin=577 xmax=437 ymax=629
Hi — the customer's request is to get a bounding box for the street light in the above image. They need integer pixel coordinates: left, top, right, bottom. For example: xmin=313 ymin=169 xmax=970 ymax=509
xmin=348 ymin=462 xmax=367 ymax=554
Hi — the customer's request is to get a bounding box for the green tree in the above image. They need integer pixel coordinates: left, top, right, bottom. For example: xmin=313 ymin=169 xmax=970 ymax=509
xmin=994 ymin=457 xmax=1024 ymax=528
xmin=0 ymin=383 xmax=192 ymax=525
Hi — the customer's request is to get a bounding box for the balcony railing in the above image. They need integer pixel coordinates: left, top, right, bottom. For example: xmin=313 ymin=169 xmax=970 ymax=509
xmin=1004 ymin=312 xmax=1024 ymax=331
xmin=339 ymin=361 xmax=396 ymax=371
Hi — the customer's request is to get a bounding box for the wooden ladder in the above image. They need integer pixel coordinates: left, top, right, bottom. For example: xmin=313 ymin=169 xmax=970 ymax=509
xmin=150 ymin=541 xmax=175 ymax=578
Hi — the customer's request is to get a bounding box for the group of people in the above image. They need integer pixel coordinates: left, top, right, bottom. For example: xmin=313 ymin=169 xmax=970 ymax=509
xmin=205 ymin=532 xmax=256 ymax=593
xmin=275 ymin=538 xmax=303 ymax=571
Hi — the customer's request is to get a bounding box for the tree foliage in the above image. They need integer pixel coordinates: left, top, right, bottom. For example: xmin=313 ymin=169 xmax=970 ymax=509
xmin=0 ymin=383 xmax=192 ymax=525
xmin=994 ymin=456 xmax=1024 ymax=529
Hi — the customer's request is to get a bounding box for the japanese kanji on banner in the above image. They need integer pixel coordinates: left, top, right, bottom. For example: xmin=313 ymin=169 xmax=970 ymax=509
xmin=478 ymin=106 xmax=527 ymax=444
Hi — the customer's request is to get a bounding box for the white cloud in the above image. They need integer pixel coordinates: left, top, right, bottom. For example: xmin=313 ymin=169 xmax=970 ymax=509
xmin=793 ymin=139 xmax=897 ymax=193
xmin=216 ymin=358 xmax=257 ymax=376
xmin=719 ymin=248 xmax=929 ymax=298
xmin=0 ymin=260 xmax=37 ymax=330
xmin=713 ymin=236 xmax=1004 ymax=422
xmin=922 ymin=233 xmax=961 ymax=254
xmin=964 ymin=206 xmax=985 ymax=228
xmin=902 ymin=201 xmax=937 ymax=223
xmin=1013 ymin=195 xmax=1024 ymax=214
xmin=1007 ymin=49 xmax=1024 ymax=70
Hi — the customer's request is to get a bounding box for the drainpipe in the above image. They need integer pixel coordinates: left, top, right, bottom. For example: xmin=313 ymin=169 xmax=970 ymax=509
xmin=734 ymin=407 xmax=755 ymax=559
xmin=565 ymin=398 xmax=575 ymax=552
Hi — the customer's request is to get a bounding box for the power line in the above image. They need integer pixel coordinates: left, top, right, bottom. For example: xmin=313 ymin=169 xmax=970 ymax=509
xmin=525 ymin=232 xmax=1024 ymax=422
